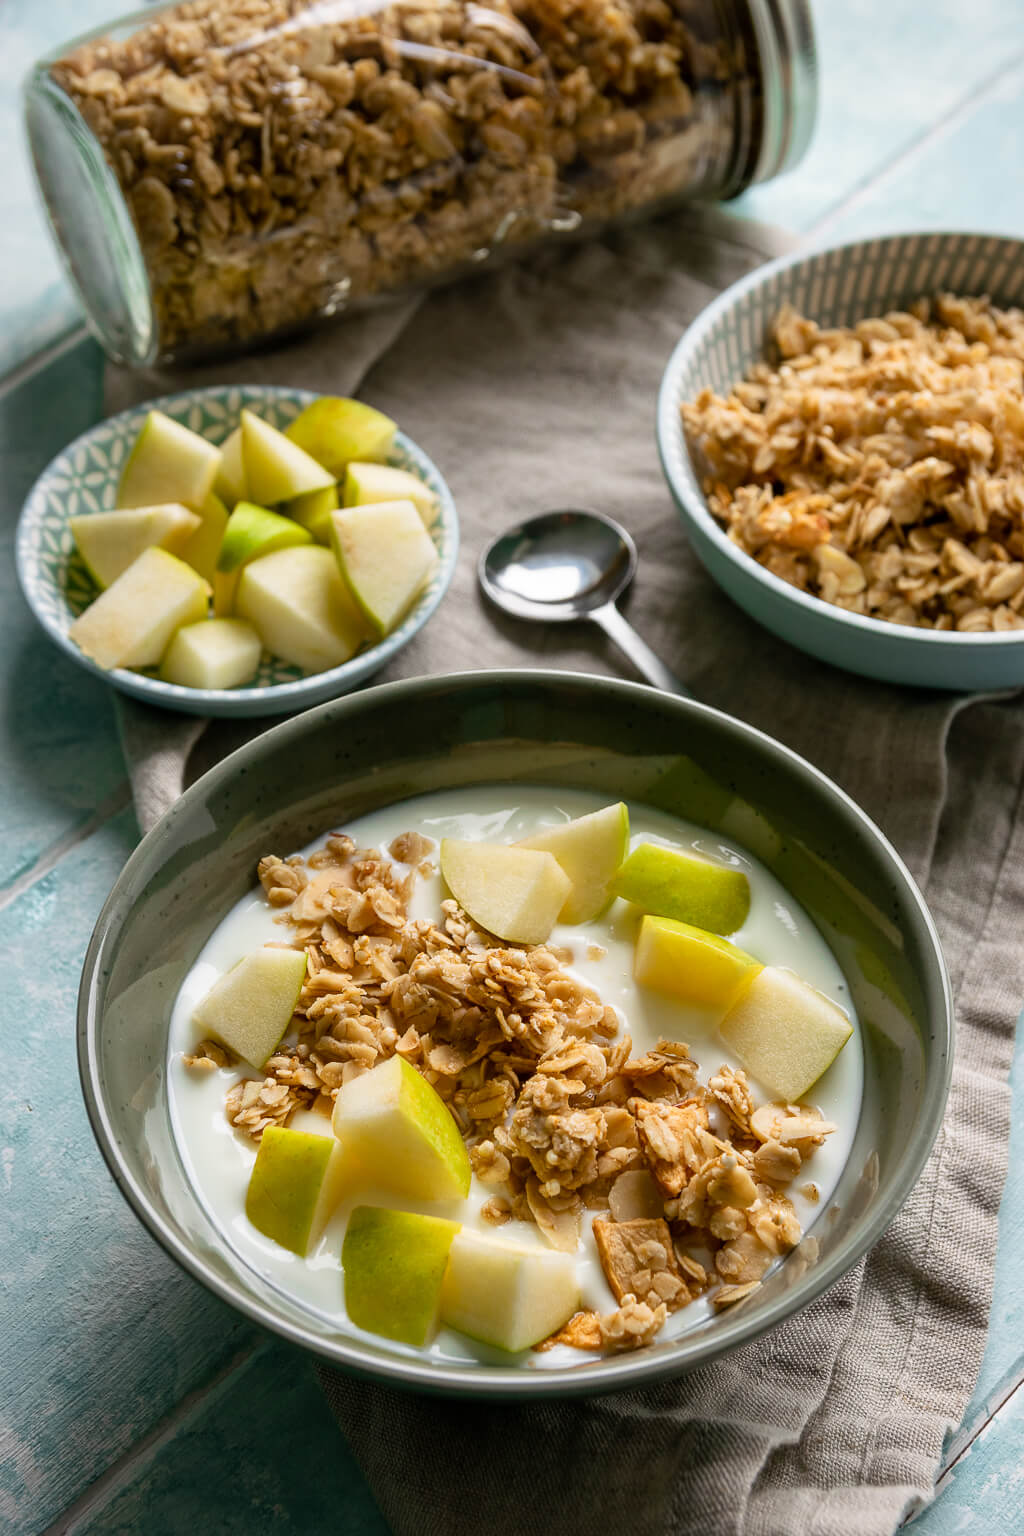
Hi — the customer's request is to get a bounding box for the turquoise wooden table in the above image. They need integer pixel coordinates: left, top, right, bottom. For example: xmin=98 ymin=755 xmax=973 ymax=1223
xmin=2 ymin=2 xmax=1023 ymax=1530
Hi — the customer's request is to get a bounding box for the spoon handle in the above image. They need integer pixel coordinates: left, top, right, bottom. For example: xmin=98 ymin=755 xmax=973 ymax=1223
xmin=588 ymin=601 xmax=693 ymax=697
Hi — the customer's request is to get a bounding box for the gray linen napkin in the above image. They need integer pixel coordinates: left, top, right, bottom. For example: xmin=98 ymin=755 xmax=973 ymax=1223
xmin=107 ymin=205 xmax=1018 ymax=1536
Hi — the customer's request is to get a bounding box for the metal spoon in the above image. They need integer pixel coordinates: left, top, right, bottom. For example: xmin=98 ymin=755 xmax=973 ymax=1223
xmin=479 ymin=508 xmax=691 ymax=697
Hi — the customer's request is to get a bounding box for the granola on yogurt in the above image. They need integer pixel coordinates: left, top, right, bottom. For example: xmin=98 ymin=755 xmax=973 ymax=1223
xmin=187 ymin=827 xmax=837 ymax=1351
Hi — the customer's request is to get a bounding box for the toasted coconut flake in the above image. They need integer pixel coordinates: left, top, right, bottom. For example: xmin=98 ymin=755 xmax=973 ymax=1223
xmin=535 ymin=1311 xmax=604 ymax=1352
xmin=711 ymin=1280 xmax=761 ymax=1310
xmin=593 ymin=1217 xmax=691 ymax=1312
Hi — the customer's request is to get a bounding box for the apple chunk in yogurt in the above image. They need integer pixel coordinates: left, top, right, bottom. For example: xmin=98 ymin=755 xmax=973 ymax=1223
xmin=170 ymin=785 xmax=861 ymax=1366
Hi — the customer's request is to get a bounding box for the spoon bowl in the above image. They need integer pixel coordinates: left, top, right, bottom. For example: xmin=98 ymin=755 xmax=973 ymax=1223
xmin=479 ymin=509 xmax=636 ymax=622
xmin=479 ymin=507 xmax=690 ymax=696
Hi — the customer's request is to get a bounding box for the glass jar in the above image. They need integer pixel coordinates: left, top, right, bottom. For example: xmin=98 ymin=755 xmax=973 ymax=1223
xmin=25 ymin=0 xmax=816 ymax=367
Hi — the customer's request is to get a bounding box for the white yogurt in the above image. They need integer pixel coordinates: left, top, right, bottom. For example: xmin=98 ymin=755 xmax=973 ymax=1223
xmin=167 ymin=785 xmax=862 ymax=1369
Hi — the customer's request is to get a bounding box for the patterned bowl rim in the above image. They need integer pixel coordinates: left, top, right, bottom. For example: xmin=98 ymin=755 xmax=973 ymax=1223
xmin=657 ymin=228 xmax=1024 ymax=651
xmin=16 ymin=383 xmax=459 ymax=715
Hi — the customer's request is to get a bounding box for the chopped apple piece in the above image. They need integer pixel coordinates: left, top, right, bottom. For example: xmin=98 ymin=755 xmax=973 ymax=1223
xmin=246 ymin=1126 xmax=349 ymax=1256
xmin=718 ymin=966 xmax=853 ymax=1102
xmin=288 ymin=484 xmax=339 ymax=544
xmin=160 ymin=617 xmax=261 ymax=690
xmin=330 ymin=500 xmax=438 ymax=635
xmin=213 ymin=426 xmax=247 ymax=506
xmin=236 ymin=545 xmax=367 ymax=673
xmin=67 ymin=547 xmax=210 ymax=671
xmin=331 ymin=1054 xmax=470 ymax=1201
xmin=286 ymin=397 xmax=395 ymax=476
xmin=634 ymin=915 xmax=762 ymax=1011
xmin=192 ymin=945 xmax=307 ymax=1068
xmin=116 ymin=410 xmax=221 ymax=510
xmin=610 ymin=842 xmax=750 ymax=935
xmin=518 ymin=802 xmax=629 ymax=924
xmin=217 ymin=501 xmax=312 ymax=572
xmin=287 ymin=1106 xmax=336 ymax=1137
xmin=70 ymin=504 xmax=201 ymax=588
xmin=441 ymin=1231 xmax=580 ymax=1353
xmin=240 ymin=409 xmax=334 ymax=506
xmin=212 ymin=569 xmax=237 ymax=617
xmin=178 ymin=491 xmax=229 ymax=584
xmin=342 ymin=1206 xmax=460 ymax=1347
xmin=439 ymin=839 xmax=571 ymax=946
xmin=343 ymin=462 xmax=439 ymax=527
xmin=330 ymin=503 xmax=439 ymax=635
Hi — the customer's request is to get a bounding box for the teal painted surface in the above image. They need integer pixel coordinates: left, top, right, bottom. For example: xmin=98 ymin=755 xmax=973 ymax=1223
xmin=912 ymin=1381 xmax=1024 ymax=1533
xmin=816 ymin=57 xmax=1024 ymax=244
xmin=0 ymin=337 xmax=126 ymax=890
xmin=0 ymin=810 xmax=257 ymax=1533
xmin=909 ymin=1038 xmax=1024 ymax=1535
xmin=0 ymin=0 xmax=115 ymax=375
xmin=737 ymin=0 xmax=1024 ymax=235
xmin=1 ymin=0 xmax=1023 ymax=1532
xmin=74 ymin=1345 xmax=389 ymax=1536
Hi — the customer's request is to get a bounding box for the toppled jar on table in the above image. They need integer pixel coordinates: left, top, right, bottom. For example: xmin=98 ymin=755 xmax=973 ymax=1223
xmin=25 ymin=0 xmax=816 ymax=367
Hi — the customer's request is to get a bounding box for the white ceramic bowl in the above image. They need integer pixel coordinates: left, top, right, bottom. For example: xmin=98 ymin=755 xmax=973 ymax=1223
xmin=657 ymin=231 xmax=1024 ymax=690
xmin=16 ymin=383 xmax=458 ymax=717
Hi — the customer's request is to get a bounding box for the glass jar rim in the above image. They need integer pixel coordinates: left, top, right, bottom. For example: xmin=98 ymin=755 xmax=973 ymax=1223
xmin=745 ymin=0 xmax=818 ymax=186
xmin=24 ymin=63 xmax=157 ymax=367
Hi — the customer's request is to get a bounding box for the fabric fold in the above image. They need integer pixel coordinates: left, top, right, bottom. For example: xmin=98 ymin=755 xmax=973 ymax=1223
xmin=108 ymin=204 xmax=1018 ymax=1536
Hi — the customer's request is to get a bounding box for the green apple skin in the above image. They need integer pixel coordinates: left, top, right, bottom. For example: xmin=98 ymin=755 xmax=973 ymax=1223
xmin=286 ymin=398 xmax=396 ymax=477
xmin=610 ymin=842 xmax=750 ymax=935
xmin=192 ymin=946 xmax=308 ymax=1068
xmin=217 ymin=501 xmax=312 ymax=573
xmin=342 ymin=1205 xmax=460 ymax=1346
xmin=343 ymin=462 xmax=439 ymax=527
xmin=439 ymin=838 xmax=571 ymax=946
xmin=518 ymin=801 xmax=630 ymax=924
xmin=329 ymin=500 xmax=438 ymax=636
xmin=331 ymin=1055 xmax=471 ymax=1201
xmin=178 ymin=491 xmax=230 ymax=584
xmin=440 ymin=1231 xmax=580 ymax=1353
xmin=116 ymin=410 xmax=221 ymax=510
xmin=67 ymin=546 xmax=211 ymax=671
xmin=159 ymin=617 xmax=262 ymax=690
xmin=240 ymin=410 xmax=335 ymax=505
xmin=213 ymin=426 xmax=247 ymax=507
xmin=236 ymin=545 xmax=367 ymax=673
xmin=634 ymin=914 xmax=762 ymax=1011
xmin=246 ymin=1126 xmax=349 ymax=1256
xmin=718 ymin=965 xmax=853 ymax=1102
xmin=70 ymin=504 xmax=201 ymax=589
xmin=288 ymin=484 xmax=339 ymax=545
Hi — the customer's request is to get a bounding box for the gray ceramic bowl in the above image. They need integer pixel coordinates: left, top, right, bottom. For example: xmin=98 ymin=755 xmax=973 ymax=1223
xmin=657 ymin=230 xmax=1024 ymax=690
xmin=79 ymin=671 xmax=951 ymax=1396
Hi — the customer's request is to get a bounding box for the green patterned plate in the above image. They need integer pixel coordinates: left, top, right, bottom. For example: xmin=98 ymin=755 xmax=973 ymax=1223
xmin=16 ymin=384 xmax=458 ymax=717
xmin=657 ymin=231 xmax=1024 ymax=691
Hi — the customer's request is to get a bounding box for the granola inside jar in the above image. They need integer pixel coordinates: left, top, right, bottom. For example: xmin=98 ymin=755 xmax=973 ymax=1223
xmin=25 ymin=0 xmax=816 ymax=366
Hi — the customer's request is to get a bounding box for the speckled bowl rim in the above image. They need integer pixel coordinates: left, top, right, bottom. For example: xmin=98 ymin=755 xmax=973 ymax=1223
xmin=77 ymin=669 xmax=953 ymax=1397
xmin=656 ymin=229 xmax=1024 ymax=658
xmin=16 ymin=383 xmax=459 ymax=718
